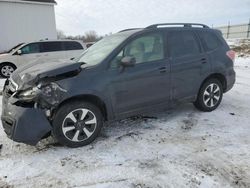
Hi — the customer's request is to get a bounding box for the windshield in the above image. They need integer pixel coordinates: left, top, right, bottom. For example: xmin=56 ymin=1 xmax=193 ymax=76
xmin=7 ymin=43 xmax=24 ymax=53
xmin=77 ymin=34 xmax=129 ymax=66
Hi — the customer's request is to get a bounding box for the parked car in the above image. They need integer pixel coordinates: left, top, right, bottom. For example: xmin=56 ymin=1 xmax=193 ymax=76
xmin=85 ymin=42 xmax=95 ymax=48
xmin=0 ymin=40 xmax=86 ymax=78
xmin=1 ymin=23 xmax=235 ymax=148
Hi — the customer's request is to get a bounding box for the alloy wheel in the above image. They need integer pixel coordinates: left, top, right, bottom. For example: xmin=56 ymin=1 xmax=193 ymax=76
xmin=203 ymin=83 xmax=221 ymax=108
xmin=1 ymin=65 xmax=15 ymax=77
xmin=62 ymin=108 xmax=97 ymax=142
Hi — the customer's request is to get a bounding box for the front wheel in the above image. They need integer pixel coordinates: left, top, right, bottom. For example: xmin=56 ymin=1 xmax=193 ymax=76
xmin=52 ymin=101 xmax=104 ymax=148
xmin=0 ymin=63 xmax=16 ymax=78
xmin=194 ymin=78 xmax=223 ymax=112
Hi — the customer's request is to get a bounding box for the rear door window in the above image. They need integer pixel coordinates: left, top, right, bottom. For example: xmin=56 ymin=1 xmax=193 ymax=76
xmin=41 ymin=42 xmax=63 ymax=52
xmin=63 ymin=41 xmax=83 ymax=50
xmin=198 ymin=31 xmax=222 ymax=51
xmin=168 ymin=31 xmax=201 ymax=58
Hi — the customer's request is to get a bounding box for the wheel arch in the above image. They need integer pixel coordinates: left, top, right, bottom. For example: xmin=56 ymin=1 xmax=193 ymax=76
xmin=200 ymin=73 xmax=227 ymax=93
xmin=0 ymin=62 xmax=17 ymax=69
xmin=0 ymin=62 xmax=17 ymax=77
xmin=55 ymin=94 xmax=109 ymax=121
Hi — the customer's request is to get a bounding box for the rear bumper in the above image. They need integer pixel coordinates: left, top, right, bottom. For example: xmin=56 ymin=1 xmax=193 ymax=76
xmin=1 ymin=95 xmax=52 ymax=145
xmin=225 ymin=69 xmax=236 ymax=92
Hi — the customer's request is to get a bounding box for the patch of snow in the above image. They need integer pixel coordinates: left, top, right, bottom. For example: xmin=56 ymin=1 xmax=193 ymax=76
xmin=0 ymin=79 xmax=6 ymax=93
xmin=0 ymin=57 xmax=250 ymax=187
xmin=227 ymin=38 xmax=250 ymax=46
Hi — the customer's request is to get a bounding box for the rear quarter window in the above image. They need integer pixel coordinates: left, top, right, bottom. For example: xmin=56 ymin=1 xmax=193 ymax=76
xmin=63 ymin=41 xmax=83 ymax=50
xmin=198 ymin=31 xmax=223 ymax=51
xmin=86 ymin=43 xmax=94 ymax=48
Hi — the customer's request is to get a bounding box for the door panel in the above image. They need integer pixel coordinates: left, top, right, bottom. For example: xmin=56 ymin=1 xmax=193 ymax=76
xmin=171 ymin=54 xmax=209 ymax=100
xmin=168 ymin=30 xmax=210 ymax=101
xmin=106 ymin=32 xmax=170 ymax=116
xmin=63 ymin=41 xmax=85 ymax=60
xmin=108 ymin=60 xmax=170 ymax=114
xmin=17 ymin=42 xmax=44 ymax=65
xmin=17 ymin=53 xmax=44 ymax=64
xmin=40 ymin=42 xmax=66 ymax=61
xmin=43 ymin=51 xmax=67 ymax=61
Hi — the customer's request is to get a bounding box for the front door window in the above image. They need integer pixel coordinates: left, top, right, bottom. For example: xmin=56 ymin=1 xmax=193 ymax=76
xmin=21 ymin=43 xmax=41 ymax=54
xmin=111 ymin=33 xmax=164 ymax=68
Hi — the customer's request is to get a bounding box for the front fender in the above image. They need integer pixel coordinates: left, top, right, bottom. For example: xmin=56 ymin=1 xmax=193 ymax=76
xmin=56 ymin=89 xmax=115 ymax=121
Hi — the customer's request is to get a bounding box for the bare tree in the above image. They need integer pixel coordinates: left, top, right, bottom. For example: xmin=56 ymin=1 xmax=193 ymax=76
xmin=84 ymin=30 xmax=98 ymax=42
xmin=57 ymin=30 xmax=66 ymax=39
xmin=57 ymin=29 xmax=102 ymax=42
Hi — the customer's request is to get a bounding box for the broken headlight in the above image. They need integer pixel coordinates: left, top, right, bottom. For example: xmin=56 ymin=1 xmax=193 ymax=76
xmin=38 ymin=82 xmax=67 ymax=106
xmin=18 ymin=87 xmax=40 ymax=101
xmin=18 ymin=82 xmax=66 ymax=102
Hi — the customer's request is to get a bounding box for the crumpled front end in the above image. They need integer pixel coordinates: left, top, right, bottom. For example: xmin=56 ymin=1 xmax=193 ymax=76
xmin=1 ymin=100 xmax=52 ymax=145
xmin=1 ymin=60 xmax=82 ymax=145
xmin=1 ymin=78 xmax=68 ymax=145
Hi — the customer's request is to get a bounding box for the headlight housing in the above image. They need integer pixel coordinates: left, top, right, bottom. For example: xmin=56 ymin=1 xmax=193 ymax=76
xmin=18 ymin=87 xmax=40 ymax=101
xmin=17 ymin=82 xmax=67 ymax=103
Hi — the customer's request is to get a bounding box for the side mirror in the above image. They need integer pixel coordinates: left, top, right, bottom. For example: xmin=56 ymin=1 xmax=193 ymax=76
xmin=120 ymin=56 xmax=136 ymax=67
xmin=17 ymin=50 xmax=22 ymax=55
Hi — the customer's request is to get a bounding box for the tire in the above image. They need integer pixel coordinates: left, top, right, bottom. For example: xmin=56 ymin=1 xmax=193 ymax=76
xmin=52 ymin=101 xmax=104 ymax=148
xmin=194 ymin=78 xmax=223 ymax=112
xmin=0 ymin=63 xmax=16 ymax=78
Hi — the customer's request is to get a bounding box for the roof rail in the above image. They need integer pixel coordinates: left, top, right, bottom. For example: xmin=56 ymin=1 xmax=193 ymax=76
xmin=146 ymin=23 xmax=209 ymax=29
xmin=119 ymin=28 xmax=142 ymax=33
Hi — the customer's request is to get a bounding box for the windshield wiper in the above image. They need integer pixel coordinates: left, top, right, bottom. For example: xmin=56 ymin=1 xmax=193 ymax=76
xmin=79 ymin=62 xmax=87 ymax=65
xmin=70 ymin=58 xmax=87 ymax=65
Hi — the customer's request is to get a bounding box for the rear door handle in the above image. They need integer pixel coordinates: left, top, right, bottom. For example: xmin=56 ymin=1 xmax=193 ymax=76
xmin=201 ymin=58 xmax=207 ymax=64
xmin=158 ymin=67 xmax=167 ymax=73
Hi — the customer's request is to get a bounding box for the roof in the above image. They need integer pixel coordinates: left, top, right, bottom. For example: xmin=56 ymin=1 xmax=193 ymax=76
xmin=21 ymin=0 xmax=56 ymax=4
xmin=118 ymin=23 xmax=211 ymax=33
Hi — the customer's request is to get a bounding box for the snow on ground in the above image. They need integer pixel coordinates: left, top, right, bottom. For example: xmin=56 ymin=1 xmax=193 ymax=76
xmin=0 ymin=57 xmax=250 ymax=188
xmin=0 ymin=79 xmax=6 ymax=94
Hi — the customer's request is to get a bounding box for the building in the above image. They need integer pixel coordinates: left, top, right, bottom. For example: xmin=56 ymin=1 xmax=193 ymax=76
xmin=0 ymin=0 xmax=57 ymax=52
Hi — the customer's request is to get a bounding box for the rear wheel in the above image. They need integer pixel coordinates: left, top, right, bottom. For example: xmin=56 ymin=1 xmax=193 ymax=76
xmin=194 ymin=78 xmax=223 ymax=112
xmin=0 ymin=63 xmax=16 ymax=78
xmin=52 ymin=101 xmax=104 ymax=148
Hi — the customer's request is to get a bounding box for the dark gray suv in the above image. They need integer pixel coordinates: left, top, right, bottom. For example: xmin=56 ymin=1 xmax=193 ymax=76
xmin=1 ymin=23 xmax=236 ymax=147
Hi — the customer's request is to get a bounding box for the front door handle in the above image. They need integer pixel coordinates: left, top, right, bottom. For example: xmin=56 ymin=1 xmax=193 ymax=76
xmin=159 ymin=67 xmax=167 ymax=73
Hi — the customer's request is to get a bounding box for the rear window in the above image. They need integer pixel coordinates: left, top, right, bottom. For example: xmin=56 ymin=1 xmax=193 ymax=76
xmin=168 ymin=31 xmax=201 ymax=58
xmin=41 ymin=42 xmax=63 ymax=52
xmin=63 ymin=41 xmax=83 ymax=50
xmin=198 ymin=31 xmax=223 ymax=51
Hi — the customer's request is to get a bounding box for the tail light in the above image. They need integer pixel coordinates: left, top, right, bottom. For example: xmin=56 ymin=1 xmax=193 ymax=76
xmin=226 ymin=50 xmax=236 ymax=63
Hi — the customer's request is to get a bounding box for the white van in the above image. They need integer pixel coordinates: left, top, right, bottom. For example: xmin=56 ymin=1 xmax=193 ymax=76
xmin=0 ymin=40 xmax=86 ymax=78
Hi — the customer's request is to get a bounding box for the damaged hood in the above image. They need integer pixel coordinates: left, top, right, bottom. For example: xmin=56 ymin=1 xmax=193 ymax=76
xmin=11 ymin=60 xmax=82 ymax=90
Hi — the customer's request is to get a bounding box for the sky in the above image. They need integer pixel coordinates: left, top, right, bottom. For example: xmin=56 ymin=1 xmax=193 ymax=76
xmin=55 ymin=0 xmax=250 ymax=36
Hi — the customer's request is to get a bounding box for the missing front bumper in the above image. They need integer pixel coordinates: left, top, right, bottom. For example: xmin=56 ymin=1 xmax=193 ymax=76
xmin=1 ymin=103 xmax=52 ymax=146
